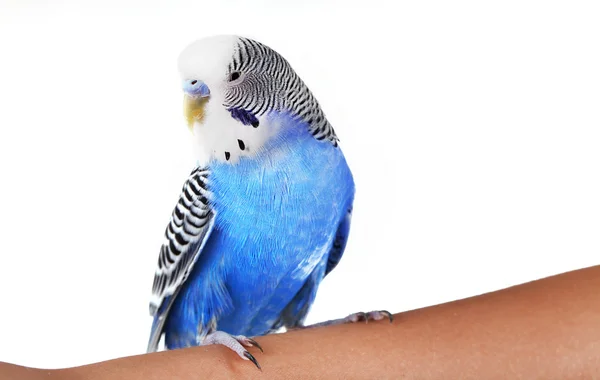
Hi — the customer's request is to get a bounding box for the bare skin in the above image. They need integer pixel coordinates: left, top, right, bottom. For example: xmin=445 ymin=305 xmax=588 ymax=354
xmin=2 ymin=265 xmax=600 ymax=379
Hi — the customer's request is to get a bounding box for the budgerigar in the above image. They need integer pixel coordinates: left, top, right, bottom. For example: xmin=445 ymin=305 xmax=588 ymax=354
xmin=147 ymin=35 xmax=389 ymax=369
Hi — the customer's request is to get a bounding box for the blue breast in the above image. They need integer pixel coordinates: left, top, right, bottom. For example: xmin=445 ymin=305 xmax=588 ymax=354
xmin=164 ymin=114 xmax=354 ymax=347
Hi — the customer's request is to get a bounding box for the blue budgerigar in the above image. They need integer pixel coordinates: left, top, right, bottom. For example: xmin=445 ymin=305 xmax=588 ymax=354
xmin=147 ymin=35 xmax=390 ymax=368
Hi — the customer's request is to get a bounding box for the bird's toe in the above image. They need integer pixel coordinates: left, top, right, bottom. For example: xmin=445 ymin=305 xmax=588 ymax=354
xmin=203 ymin=331 xmax=263 ymax=370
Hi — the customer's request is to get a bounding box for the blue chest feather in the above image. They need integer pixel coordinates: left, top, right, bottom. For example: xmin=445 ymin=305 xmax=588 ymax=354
xmin=164 ymin=114 xmax=354 ymax=348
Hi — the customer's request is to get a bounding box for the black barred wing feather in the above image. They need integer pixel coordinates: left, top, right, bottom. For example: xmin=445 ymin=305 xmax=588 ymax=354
xmin=150 ymin=167 xmax=214 ymax=314
xmin=147 ymin=167 xmax=214 ymax=351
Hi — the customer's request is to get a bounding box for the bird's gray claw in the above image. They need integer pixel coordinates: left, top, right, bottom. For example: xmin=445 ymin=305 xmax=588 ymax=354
xmin=380 ymin=310 xmax=394 ymax=323
xmin=244 ymin=351 xmax=262 ymax=370
xmin=247 ymin=338 xmax=263 ymax=353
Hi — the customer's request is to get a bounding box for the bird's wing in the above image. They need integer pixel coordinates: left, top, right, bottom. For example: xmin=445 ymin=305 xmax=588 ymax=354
xmin=276 ymin=206 xmax=353 ymax=329
xmin=147 ymin=166 xmax=215 ymax=352
xmin=324 ymin=205 xmax=353 ymax=276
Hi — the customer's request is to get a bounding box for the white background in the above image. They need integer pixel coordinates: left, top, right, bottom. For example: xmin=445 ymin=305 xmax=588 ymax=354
xmin=0 ymin=0 xmax=599 ymax=369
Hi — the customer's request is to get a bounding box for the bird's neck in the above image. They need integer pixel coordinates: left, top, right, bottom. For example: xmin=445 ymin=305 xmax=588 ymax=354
xmin=193 ymin=111 xmax=308 ymax=166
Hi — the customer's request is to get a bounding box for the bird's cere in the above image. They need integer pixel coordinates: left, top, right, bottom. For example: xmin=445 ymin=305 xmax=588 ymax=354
xmin=183 ymin=79 xmax=211 ymax=98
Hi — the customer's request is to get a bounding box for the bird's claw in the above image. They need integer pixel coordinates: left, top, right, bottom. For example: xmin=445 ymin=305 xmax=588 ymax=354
xmin=237 ymin=335 xmax=264 ymax=353
xmin=381 ymin=310 xmax=394 ymax=323
xmin=246 ymin=338 xmax=264 ymax=353
xmin=243 ymin=350 xmax=262 ymax=370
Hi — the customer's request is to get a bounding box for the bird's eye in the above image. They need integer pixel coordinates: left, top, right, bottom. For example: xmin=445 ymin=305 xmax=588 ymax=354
xmin=228 ymin=71 xmax=242 ymax=82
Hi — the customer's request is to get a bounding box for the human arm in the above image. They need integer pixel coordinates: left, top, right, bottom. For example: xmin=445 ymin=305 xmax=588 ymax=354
xmin=2 ymin=265 xmax=600 ymax=379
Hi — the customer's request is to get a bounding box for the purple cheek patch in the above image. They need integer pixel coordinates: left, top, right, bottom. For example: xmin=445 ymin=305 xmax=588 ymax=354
xmin=228 ymin=107 xmax=260 ymax=128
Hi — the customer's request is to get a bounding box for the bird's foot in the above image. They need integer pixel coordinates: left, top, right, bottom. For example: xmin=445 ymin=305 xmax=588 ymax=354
xmin=343 ymin=310 xmax=394 ymax=324
xmin=203 ymin=331 xmax=263 ymax=370
xmin=293 ymin=310 xmax=393 ymax=329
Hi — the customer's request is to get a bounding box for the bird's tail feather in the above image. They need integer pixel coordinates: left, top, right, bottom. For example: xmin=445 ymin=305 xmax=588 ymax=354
xmin=147 ymin=293 xmax=178 ymax=353
xmin=147 ymin=314 xmax=165 ymax=353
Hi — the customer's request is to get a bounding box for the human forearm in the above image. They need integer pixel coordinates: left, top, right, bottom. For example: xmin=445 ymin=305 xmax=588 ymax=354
xmin=3 ymin=265 xmax=600 ymax=379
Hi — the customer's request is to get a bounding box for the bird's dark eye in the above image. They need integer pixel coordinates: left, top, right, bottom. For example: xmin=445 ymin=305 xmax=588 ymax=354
xmin=228 ymin=71 xmax=241 ymax=82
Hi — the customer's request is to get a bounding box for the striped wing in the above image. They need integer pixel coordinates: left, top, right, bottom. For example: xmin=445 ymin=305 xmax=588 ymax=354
xmin=147 ymin=167 xmax=214 ymax=351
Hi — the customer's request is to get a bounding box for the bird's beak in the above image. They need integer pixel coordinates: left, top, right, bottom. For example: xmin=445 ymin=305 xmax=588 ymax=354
xmin=183 ymin=79 xmax=211 ymax=130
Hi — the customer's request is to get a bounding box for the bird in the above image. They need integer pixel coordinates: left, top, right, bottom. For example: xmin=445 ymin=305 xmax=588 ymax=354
xmin=147 ymin=35 xmax=389 ymax=369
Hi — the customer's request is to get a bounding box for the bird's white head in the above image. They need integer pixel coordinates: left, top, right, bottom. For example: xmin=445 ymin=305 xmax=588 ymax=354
xmin=178 ymin=35 xmax=337 ymax=164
